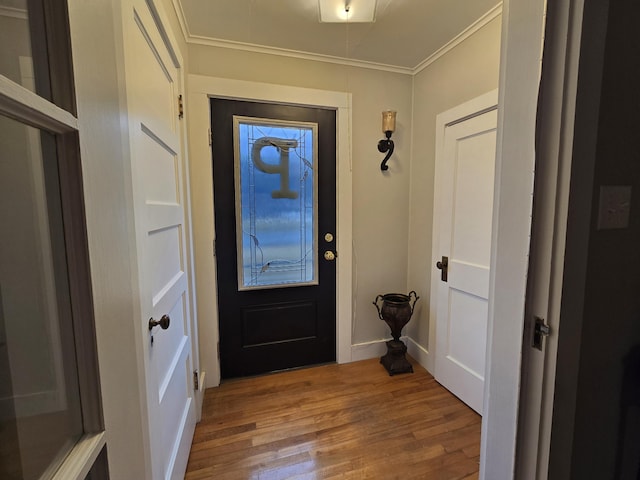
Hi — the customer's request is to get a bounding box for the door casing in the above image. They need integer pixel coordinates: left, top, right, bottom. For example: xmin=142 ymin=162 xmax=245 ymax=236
xmin=188 ymin=75 xmax=353 ymax=387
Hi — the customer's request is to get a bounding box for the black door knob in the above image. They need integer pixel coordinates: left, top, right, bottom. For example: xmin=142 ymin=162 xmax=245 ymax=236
xmin=148 ymin=314 xmax=170 ymax=331
xmin=435 ymin=256 xmax=448 ymax=282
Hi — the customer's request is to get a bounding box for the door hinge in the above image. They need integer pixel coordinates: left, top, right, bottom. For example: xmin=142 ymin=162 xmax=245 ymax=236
xmin=213 ymin=238 xmax=216 ymax=257
xmin=217 ymin=341 xmax=220 ymax=360
xmin=532 ymin=316 xmax=551 ymax=351
xmin=193 ymin=369 xmax=199 ymax=391
xmin=208 ymin=128 xmax=212 ymax=146
xmin=178 ymin=94 xmax=184 ymax=120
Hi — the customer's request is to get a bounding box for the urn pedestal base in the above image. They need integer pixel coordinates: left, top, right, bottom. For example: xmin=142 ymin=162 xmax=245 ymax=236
xmin=380 ymin=340 xmax=413 ymax=376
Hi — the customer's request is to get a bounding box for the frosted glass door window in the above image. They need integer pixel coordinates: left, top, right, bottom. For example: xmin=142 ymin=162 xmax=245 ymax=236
xmin=234 ymin=116 xmax=318 ymax=290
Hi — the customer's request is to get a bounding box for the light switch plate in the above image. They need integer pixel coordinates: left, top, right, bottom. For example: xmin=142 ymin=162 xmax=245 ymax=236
xmin=597 ymin=185 xmax=632 ymax=230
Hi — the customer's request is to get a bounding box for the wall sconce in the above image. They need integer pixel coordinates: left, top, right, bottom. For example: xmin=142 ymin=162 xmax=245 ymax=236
xmin=378 ymin=110 xmax=396 ymax=171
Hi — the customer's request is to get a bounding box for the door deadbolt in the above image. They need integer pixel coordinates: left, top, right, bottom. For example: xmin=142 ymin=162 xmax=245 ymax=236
xmin=324 ymin=233 xmax=334 ymax=243
xmin=436 ymin=256 xmax=448 ymax=282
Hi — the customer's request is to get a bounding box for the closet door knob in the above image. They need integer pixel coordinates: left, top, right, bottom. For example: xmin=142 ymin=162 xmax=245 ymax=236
xmin=148 ymin=314 xmax=170 ymax=331
xmin=436 ymin=256 xmax=448 ymax=282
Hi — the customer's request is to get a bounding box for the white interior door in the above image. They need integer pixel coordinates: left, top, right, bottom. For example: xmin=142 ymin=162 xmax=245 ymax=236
xmin=124 ymin=2 xmax=196 ymax=478
xmin=433 ymin=97 xmax=498 ymax=415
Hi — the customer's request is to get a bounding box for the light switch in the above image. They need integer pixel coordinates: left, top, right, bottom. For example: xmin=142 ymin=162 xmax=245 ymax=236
xmin=597 ymin=185 xmax=632 ymax=230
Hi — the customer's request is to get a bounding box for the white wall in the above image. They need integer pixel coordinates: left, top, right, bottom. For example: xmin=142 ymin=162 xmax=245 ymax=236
xmin=407 ymin=17 xmax=502 ymax=352
xmin=187 ymin=44 xmax=414 ymax=357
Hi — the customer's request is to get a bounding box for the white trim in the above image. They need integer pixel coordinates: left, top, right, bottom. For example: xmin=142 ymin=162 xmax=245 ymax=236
xmin=480 ymin=0 xmax=545 ymax=477
xmin=351 ymin=338 xmax=390 ymax=362
xmin=50 ymin=433 xmax=106 ymax=480
xmin=169 ymin=0 xmax=191 ymax=46
xmin=194 ymin=370 xmax=205 ymax=422
xmin=406 ymin=336 xmax=431 ymax=371
xmin=144 ymin=0 xmax=183 ymax=68
xmin=350 ymin=336 xmax=431 ymax=370
xmin=413 ymin=3 xmax=503 ymax=75
xmin=0 ymin=75 xmax=78 ymax=132
xmin=187 ymin=35 xmax=413 ymax=75
xmin=188 ymin=75 xmax=353 ymax=386
xmin=0 ymin=6 xmax=27 ymax=19
xmin=434 ymin=89 xmax=499 ymax=128
xmin=168 ymin=2 xmax=501 ymax=76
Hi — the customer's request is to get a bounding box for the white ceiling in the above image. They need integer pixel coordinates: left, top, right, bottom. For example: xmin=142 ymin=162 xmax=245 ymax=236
xmin=176 ymin=0 xmax=501 ymax=71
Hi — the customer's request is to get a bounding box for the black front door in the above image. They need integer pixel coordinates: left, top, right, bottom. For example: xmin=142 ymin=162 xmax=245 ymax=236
xmin=211 ymin=98 xmax=337 ymax=379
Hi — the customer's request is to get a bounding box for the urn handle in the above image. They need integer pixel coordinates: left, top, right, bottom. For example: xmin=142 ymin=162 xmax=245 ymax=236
xmin=373 ymin=295 xmax=385 ymax=320
xmin=408 ymin=291 xmax=420 ymax=314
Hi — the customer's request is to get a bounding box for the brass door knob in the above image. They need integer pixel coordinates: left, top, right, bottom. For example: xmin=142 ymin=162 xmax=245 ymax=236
xmin=324 ymin=251 xmax=336 ymax=261
xmin=148 ymin=314 xmax=170 ymax=331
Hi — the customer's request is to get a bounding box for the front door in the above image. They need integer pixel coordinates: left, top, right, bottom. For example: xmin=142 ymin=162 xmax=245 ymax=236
xmin=433 ymin=98 xmax=497 ymax=415
xmin=211 ymin=99 xmax=337 ymax=379
xmin=123 ymin=2 xmax=196 ymax=478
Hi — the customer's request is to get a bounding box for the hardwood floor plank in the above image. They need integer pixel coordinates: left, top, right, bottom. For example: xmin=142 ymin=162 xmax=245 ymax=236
xmin=186 ymin=358 xmax=481 ymax=479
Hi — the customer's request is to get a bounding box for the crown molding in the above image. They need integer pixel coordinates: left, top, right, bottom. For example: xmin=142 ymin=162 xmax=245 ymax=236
xmin=0 ymin=6 xmax=27 ymax=19
xmin=412 ymin=3 xmax=503 ymax=75
xmin=187 ymin=34 xmax=414 ymax=75
xmin=170 ymin=0 xmax=191 ymax=45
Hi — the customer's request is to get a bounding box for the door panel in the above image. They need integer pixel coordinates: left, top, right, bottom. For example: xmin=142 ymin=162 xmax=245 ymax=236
xmin=434 ymin=107 xmax=497 ymax=415
xmin=211 ymin=99 xmax=336 ymax=379
xmin=448 ymin=290 xmax=488 ymax=377
xmin=242 ymin=301 xmax=318 ymax=346
xmin=125 ymin=2 xmax=195 ymax=478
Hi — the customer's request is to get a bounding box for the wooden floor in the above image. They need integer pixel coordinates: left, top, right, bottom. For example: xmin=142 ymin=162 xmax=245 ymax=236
xmin=186 ymin=358 xmax=481 ymax=480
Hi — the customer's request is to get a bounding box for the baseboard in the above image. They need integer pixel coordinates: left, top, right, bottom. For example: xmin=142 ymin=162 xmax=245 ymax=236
xmin=350 ymin=336 xmax=433 ymax=372
xmin=350 ymin=338 xmax=391 ymax=362
xmin=405 ymin=336 xmax=433 ymax=374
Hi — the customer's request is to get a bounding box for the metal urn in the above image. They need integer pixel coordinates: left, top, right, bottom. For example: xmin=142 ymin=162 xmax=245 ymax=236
xmin=373 ymin=291 xmax=419 ymax=375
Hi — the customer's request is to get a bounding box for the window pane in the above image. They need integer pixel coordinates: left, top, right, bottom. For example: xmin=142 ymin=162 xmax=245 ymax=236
xmin=234 ymin=116 xmax=318 ymax=290
xmin=0 ymin=0 xmax=52 ymax=101
xmin=0 ymin=113 xmax=83 ymax=480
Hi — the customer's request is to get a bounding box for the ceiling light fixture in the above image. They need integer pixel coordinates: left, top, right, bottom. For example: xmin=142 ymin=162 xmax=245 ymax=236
xmin=318 ymin=0 xmax=377 ymax=23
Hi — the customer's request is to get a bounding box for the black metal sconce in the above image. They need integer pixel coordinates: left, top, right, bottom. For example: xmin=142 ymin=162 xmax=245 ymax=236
xmin=378 ymin=110 xmax=396 ymax=171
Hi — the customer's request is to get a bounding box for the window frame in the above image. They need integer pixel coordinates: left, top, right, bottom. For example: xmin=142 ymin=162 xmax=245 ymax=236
xmin=0 ymin=1 xmax=106 ymax=478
